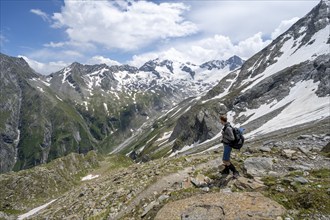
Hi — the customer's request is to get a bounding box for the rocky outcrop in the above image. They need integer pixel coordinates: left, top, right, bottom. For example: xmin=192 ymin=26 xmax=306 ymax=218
xmin=0 ymin=54 xmax=38 ymax=173
xmin=155 ymin=192 xmax=286 ymax=220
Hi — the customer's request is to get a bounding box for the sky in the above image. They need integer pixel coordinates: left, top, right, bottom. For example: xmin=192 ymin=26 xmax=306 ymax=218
xmin=0 ymin=0 xmax=319 ymax=75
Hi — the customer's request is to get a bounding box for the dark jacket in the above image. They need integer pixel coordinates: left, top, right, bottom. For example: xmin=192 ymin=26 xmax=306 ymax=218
xmin=221 ymin=122 xmax=235 ymax=144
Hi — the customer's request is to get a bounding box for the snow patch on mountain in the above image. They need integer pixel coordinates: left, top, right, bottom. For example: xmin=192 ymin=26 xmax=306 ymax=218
xmin=201 ymin=69 xmax=240 ymax=104
xmin=81 ymin=174 xmax=100 ymax=181
xmin=103 ymin=103 xmax=109 ymax=115
xmin=83 ymin=101 xmax=88 ymax=111
xmin=41 ymin=80 xmax=50 ymax=87
xmin=17 ymin=199 xmax=57 ymax=220
xmin=61 ymin=67 xmax=72 ymax=84
xmin=245 ymin=80 xmax=330 ymax=138
xmin=156 ymin=131 xmax=173 ymax=142
xmin=37 ymin=86 xmax=44 ymax=93
xmin=242 ymin=24 xmax=330 ymax=92
xmin=55 ymin=95 xmax=63 ymax=101
xmin=84 ymin=68 xmax=108 ymax=89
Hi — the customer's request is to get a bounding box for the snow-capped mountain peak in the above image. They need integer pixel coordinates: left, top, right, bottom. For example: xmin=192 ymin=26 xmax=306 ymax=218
xmin=48 ymin=56 xmax=244 ymax=99
xmin=200 ymin=55 xmax=244 ymax=71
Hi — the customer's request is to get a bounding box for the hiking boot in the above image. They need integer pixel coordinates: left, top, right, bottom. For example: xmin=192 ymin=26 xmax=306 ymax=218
xmin=220 ymin=166 xmax=230 ymax=175
xmin=233 ymin=171 xmax=240 ymax=179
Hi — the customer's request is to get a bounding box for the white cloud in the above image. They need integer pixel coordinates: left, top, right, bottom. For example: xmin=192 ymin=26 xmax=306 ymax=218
xmin=87 ymin=56 xmax=121 ymax=66
xmin=51 ymin=0 xmax=198 ymax=51
xmin=130 ymin=52 xmax=159 ymax=67
xmin=26 ymin=48 xmax=83 ymax=61
xmin=271 ymin=17 xmax=300 ymax=39
xmin=43 ymin=41 xmax=66 ymax=48
xmin=0 ymin=34 xmax=8 ymax=47
xmin=129 ymin=11 xmax=309 ymax=67
xmin=18 ymin=55 xmax=68 ymax=75
xmin=43 ymin=41 xmax=96 ymax=51
xmin=235 ymin=32 xmax=271 ymax=58
xmin=187 ymin=1 xmax=318 ymax=42
xmin=129 ymin=32 xmax=271 ymax=67
xmin=30 ymin=9 xmax=50 ymax=22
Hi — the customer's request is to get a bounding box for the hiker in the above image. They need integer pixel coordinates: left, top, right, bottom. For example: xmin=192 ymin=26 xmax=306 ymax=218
xmin=220 ymin=115 xmax=239 ymax=178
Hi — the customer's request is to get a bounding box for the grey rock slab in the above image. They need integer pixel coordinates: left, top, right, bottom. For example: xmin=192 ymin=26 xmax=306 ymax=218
xmin=282 ymin=149 xmax=297 ymax=159
xmin=260 ymin=146 xmax=272 ymax=152
xmin=288 ymin=165 xmax=312 ymax=171
xmin=157 ymin=195 xmax=170 ymax=203
xmin=141 ymin=201 xmax=159 ymax=217
xmin=298 ymin=135 xmax=313 ymax=140
xmin=244 ymin=157 xmax=274 ymax=177
xmin=298 ymin=146 xmax=311 ymax=155
xmin=293 ymin=177 xmax=309 ymax=184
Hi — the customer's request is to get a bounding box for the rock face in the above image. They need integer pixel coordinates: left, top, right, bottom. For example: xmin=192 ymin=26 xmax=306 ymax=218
xmin=0 ymin=54 xmax=38 ymax=173
xmin=155 ymin=192 xmax=286 ymax=220
xmin=0 ymin=54 xmax=97 ymax=173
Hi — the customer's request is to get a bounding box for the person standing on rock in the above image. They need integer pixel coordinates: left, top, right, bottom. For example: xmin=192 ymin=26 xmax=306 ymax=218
xmin=220 ymin=115 xmax=239 ymax=178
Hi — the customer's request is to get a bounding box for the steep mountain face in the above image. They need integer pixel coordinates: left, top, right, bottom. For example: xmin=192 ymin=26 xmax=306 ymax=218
xmin=0 ymin=55 xmax=38 ymax=172
xmin=0 ymin=53 xmax=243 ymax=173
xmin=0 ymin=54 xmax=98 ymax=173
xmin=125 ymin=0 xmax=329 ymax=158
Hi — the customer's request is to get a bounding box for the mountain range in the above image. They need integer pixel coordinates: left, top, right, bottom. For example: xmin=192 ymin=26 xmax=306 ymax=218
xmin=0 ymin=51 xmax=244 ymax=173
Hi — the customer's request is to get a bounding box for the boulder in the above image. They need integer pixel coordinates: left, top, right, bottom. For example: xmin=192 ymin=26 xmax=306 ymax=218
xmin=260 ymin=146 xmax=272 ymax=152
xmin=321 ymin=142 xmax=330 ymax=153
xmin=298 ymin=135 xmax=313 ymax=140
xmin=288 ymin=165 xmax=311 ymax=171
xmin=282 ymin=149 xmax=297 ymax=159
xmin=141 ymin=200 xmax=159 ymax=217
xmin=293 ymin=176 xmax=309 ymax=184
xmin=244 ymin=157 xmax=274 ymax=177
xmin=154 ymin=192 xmax=286 ymax=220
xmin=190 ymin=174 xmax=211 ymax=187
xmin=234 ymin=177 xmax=267 ymax=191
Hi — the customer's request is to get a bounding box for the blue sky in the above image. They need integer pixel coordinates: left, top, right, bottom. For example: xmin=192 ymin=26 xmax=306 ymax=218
xmin=0 ymin=0 xmax=319 ymax=74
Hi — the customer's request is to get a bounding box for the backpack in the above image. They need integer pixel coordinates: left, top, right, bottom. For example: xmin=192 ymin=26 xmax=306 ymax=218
xmin=229 ymin=126 xmax=245 ymax=150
